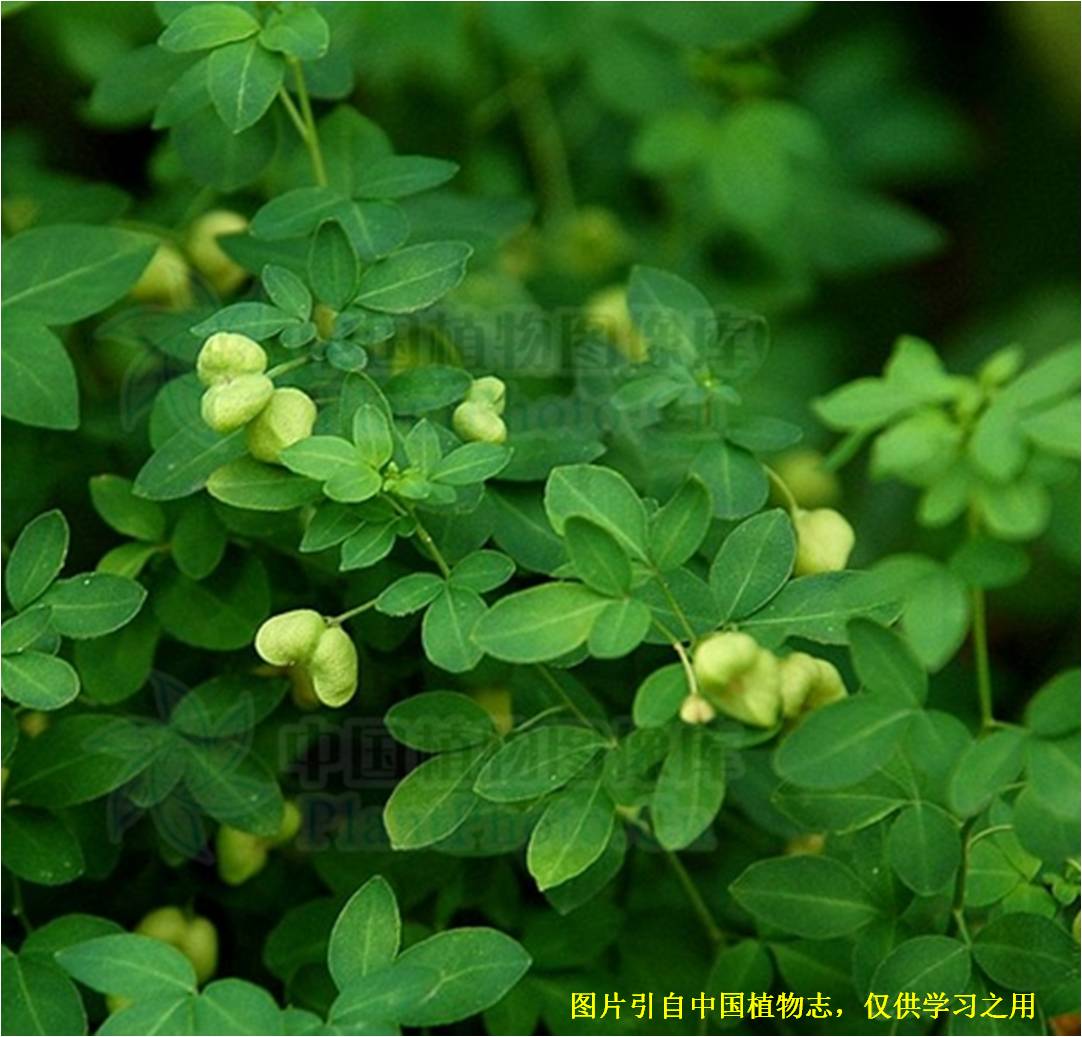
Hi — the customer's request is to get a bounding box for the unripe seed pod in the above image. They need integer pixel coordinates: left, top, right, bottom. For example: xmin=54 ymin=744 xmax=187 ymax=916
xmin=692 ymin=631 xmax=759 ymax=690
xmin=254 ymin=609 xmax=325 ymax=667
xmin=453 ymin=400 xmax=507 ymax=444
xmin=313 ymin=303 xmax=337 ymax=340
xmin=702 ymin=648 xmax=782 ymax=728
xmin=19 ymin=711 xmax=49 ymax=739
xmin=216 ymin=825 xmax=268 ymax=886
xmin=135 ymin=906 xmax=188 ymax=945
xmin=778 ymin=652 xmax=819 ymax=718
xmin=308 ymin=625 xmax=359 ymax=708
xmin=179 ymin=916 xmax=218 ymax=985
xmin=679 ymin=694 xmax=717 ymax=725
xmin=131 ymin=244 xmax=192 ymax=309
xmin=772 ymin=450 xmax=839 ymax=508
xmin=271 ymin=800 xmax=302 ymax=846
xmin=196 ymin=333 xmax=267 ymax=387
xmin=586 ymin=285 xmax=648 ymax=363
xmin=805 ymin=658 xmax=847 ymax=711
xmin=471 ymin=687 xmax=513 ymax=736
xmin=245 ymin=387 xmax=317 ymax=464
xmin=187 ymin=210 xmax=249 ymax=296
xmin=465 ymin=376 xmax=507 ymax=415
xmin=793 ymin=508 xmax=855 ymax=576
xmin=201 ymin=374 xmax=274 ymax=433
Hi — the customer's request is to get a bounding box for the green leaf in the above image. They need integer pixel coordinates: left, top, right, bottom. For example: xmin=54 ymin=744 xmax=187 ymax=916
xmin=730 ymin=855 xmax=879 ymax=938
xmin=207 ymin=458 xmax=322 ymax=512
xmin=870 ymin=936 xmax=971 ymax=998
xmin=632 ymin=664 xmax=688 ymax=728
xmin=386 ymin=692 xmax=496 ymax=753
xmin=383 ymin=746 xmax=489 ymax=850
xmin=976 ymin=478 xmax=1052 ymax=542
xmin=99 ymin=994 xmax=194 ymax=1035
xmin=1 ymin=652 xmax=79 ymax=710
xmin=324 ymin=463 xmax=382 ymax=504
xmin=336 ymin=200 xmax=410 ymax=263
xmin=173 ymin=106 xmax=278 ymax=191
xmin=259 ymin=5 xmax=329 ymax=60
xmin=887 ymin=802 xmax=961 ymax=895
xmin=158 ymin=3 xmax=259 ymax=52
xmin=57 ymin=933 xmax=197 ymax=998
xmin=627 ymin=265 xmax=716 ymax=363
xmin=972 ymin=913 xmax=1078 ymax=993
xmin=2 ymin=948 xmax=87 ymax=1036
xmin=261 ymin=264 xmax=311 ymax=320
xmin=252 ymin=187 xmax=346 ymax=240
xmin=194 ymin=979 xmax=280 ymax=1035
xmin=329 ymin=965 xmax=431 ymax=1029
xmin=339 ymin=521 xmax=398 ymax=570
xmin=153 ymin=553 xmax=269 ymax=651
xmin=135 ymin=424 xmax=247 ymax=501
xmin=394 ymin=928 xmax=531 ymax=1027
xmin=948 ymin=729 xmax=1028 ymax=817
xmin=527 ymin=768 xmax=615 ymax=890
xmin=328 ymin=876 xmax=400 ymax=989
xmin=545 ymin=464 xmax=649 ymax=561
xmin=691 ymin=440 xmax=769 ymax=520
xmin=1 ymin=322 xmax=79 ymax=430
xmin=2 ymin=224 xmax=156 ymax=324
xmin=183 ymin=742 xmax=284 ymax=837
xmin=351 ymin=404 xmax=393 ymax=468
xmin=433 ymin=442 xmax=510 ymax=486
xmin=386 ymin=366 xmax=471 ymax=417
xmin=207 ymin=39 xmax=284 ymax=133
xmin=773 ymin=773 xmax=908 ymax=834
xmin=5 ymin=510 xmax=70 ymax=611
xmin=1 ymin=807 xmax=84 ymax=886
xmin=709 ymin=508 xmax=794 ymax=621
xmin=72 ymin=608 xmax=159 ymax=705
xmin=471 ymin=582 xmax=610 ymax=663
xmin=355 ymin=241 xmax=472 ymax=314
xmin=474 ymin=725 xmax=606 ymax=803
xmin=774 ymin=695 xmax=913 ymax=789
xmin=355 ymin=155 xmax=459 ymax=199
xmin=652 ymin=725 xmax=727 ymax=849
xmin=89 ymin=475 xmax=166 ymax=542
xmin=587 ymin=598 xmax=651 ymax=659
xmin=649 ymin=476 xmax=712 ymax=570
xmin=1025 ymin=669 xmax=1080 ymax=738
xmin=309 ymin=219 xmax=360 ymax=310
xmin=421 ymin=586 xmax=487 ymax=673
xmin=0 ymin=607 xmax=54 ymax=656
xmin=450 ymin=551 xmax=515 ymax=594
xmin=848 ymin=618 xmax=927 ymax=706
xmin=375 ymin=572 xmax=444 ymax=616
xmin=171 ymin=498 xmax=226 ymax=580
xmin=563 ymin=516 xmax=631 ymax=596
xmin=40 ymin=573 xmax=146 ymax=639
xmin=169 ymin=674 xmax=286 ymax=739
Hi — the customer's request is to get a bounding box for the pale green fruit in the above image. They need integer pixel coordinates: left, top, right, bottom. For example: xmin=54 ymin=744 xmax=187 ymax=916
xmin=187 ymin=210 xmax=249 ymax=295
xmin=200 ymin=374 xmax=273 ymax=433
xmin=804 ymin=658 xmax=848 ymax=711
xmin=130 ymin=243 xmax=192 ymax=309
xmin=704 ymin=649 xmax=782 ymax=728
xmin=254 ymin=609 xmax=325 ymax=666
xmin=270 ymin=800 xmax=302 ymax=846
xmin=245 ymin=387 xmax=317 ymax=464
xmin=178 ymin=917 xmax=218 ymax=984
xmin=772 ymin=449 xmax=839 ymax=508
xmin=309 ymin=625 xmax=359 ymax=708
xmin=793 ymin=508 xmax=855 ymax=576
xmin=135 ymin=906 xmax=188 ymax=945
xmin=452 ymin=400 xmax=507 ymax=444
xmin=197 ymin=332 xmax=266 ymax=387
xmin=778 ymin=652 xmax=820 ymax=718
xmin=692 ymin=631 xmax=759 ymax=689
xmin=216 ymin=825 xmax=269 ymax=886
xmin=679 ymin=694 xmax=717 ymax=725
xmin=585 ymin=285 xmax=648 ymax=363
xmin=465 ymin=375 xmax=507 ymax=415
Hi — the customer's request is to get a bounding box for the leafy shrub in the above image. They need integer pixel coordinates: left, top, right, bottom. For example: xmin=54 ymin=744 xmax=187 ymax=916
xmin=1 ymin=4 xmax=1079 ymax=1036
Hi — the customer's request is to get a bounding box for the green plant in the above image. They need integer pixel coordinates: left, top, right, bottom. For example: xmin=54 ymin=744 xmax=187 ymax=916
xmin=2 ymin=4 xmax=1079 ymax=1036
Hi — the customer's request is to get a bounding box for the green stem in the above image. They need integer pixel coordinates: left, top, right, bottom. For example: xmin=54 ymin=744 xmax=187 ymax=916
xmin=951 ymin=820 xmax=973 ymax=943
xmin=266 ymin=355 xmax=310 ymax=380
xmin=277 ymin=85 xmax=308 ymax=141
xmin=971 ymin=585 xmax=993 ymax=730
xmin=651 ymin=570 xmax=698 ymax=644
xmin=663 ymin=849 xmax=723 ymax=944
xmin=534 ymin=665 xmax=613 ymax=743
xmin=288 ymin=59 xmax=327 ymax=188
xmin=403 ymin=507 xmax=452 ymax=579
xmin=764 ymin=465 xmax=799 ymax=516
xmin=329 ymin=599 xmax=378 ymax=625
xmin=506 ymin=67 xmax=574 ymax=221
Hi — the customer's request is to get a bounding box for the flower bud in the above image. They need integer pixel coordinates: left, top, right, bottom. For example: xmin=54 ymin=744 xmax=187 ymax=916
xmin=772 ymin=450 xmax=839 ymax=508
xmin=308 ymin=625 xmax=359 ymax=708
xmin=216 ymin=825 xmax=268 ymax=887
xmin=245 ymin=387 xmax=317 ymax=464
xmin=254 ymin=609 xmax=325 ymax=667
xmin=131 ymin=244 xmax=192 ymax=309
xmin=200 ymin=374 xmax=274 ymax=433
xmin=805 ymin=658 xmax=847 ymax=711
xmin=702 ymin=648 xmax=782 ymax=728
xmin=136 ymin=907 xmax=217 ymax=985
xmin=453 ymin=400 xmax=507 ymax=444
xmin=679 ymin=694 xmax=717 ymax=725
xmin=465 ymin=376 xmax=507 ymax=415
xmin=196 ymin=333 xmax=267 ymax=387
xmin=586 ymin=285 xmax=648 ymax=363
xmin=793 ymin=508 xmax=855 ymax=576
xmin=978 ymin=346 xmax=1024 ymax=390
xmin=692 ymin=632 xmax=759 ymax=689
xmin=778 ymin=652 xmax=820 ymax=718
xmin=18 ymin=712 xmax=49 ymax=739
xmin=187 ymin=210 xmax=249 ymax=295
